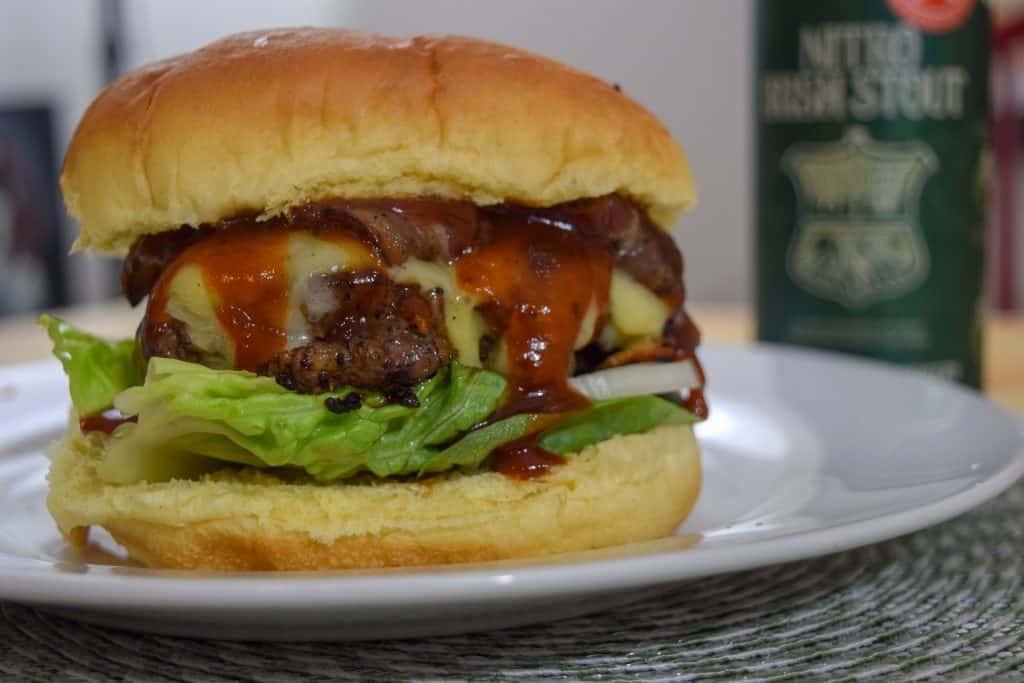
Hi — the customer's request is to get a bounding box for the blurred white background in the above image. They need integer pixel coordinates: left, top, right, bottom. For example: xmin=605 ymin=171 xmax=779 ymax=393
xmin=0 ymin=0 xmax=752 ymax=307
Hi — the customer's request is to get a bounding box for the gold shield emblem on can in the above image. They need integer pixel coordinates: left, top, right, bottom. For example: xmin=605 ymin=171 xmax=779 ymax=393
xmin=782 ymin=126 xmax=937 ymax=310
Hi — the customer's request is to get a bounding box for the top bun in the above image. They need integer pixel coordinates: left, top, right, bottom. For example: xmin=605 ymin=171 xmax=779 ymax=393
xmin=61 ymin=28 xmax=696 ymax=253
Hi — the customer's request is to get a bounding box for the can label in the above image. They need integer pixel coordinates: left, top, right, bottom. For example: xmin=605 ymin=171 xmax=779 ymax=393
xmin=756 ymin=0 xmax=989 ymax=387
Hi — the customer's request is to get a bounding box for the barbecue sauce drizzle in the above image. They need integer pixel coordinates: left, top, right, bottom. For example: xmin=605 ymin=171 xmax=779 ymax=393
xmin=144 ymin=215 xmax=380 ymax=372
xmin=454 ymin=210 xmax=612 ymax=421
xmin=492 ymin=434 xmax=567 ymax=480
xmin=79 ymin=410 xmax=136 ymax=435
xmin=122 ymin=197 xmax=705 ymax=479
xmin=149 ymin=225 xmax=292 ymax=371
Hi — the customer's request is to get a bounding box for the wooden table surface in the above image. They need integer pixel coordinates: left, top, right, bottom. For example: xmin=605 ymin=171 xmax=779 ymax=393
xmin=1 ymin=301 xmax=1021 ymax=413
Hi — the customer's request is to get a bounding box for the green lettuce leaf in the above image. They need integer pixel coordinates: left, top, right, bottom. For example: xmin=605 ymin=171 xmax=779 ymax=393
xmin=40 ymin=318 xmax=698 ymax=484
xmin=38 ymin=314 xmax=142 ymax=416
xmin=101 ymin=357 xmax=514 ymax=483
xmin=539 ymin=395 xmax=700 ymax=454
xmin=421 ymin=413 xmax=536 ymax=474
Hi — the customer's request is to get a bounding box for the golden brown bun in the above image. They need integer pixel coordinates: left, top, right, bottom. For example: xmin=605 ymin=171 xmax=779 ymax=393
xmin=47 ymin=423 xmax=701 ymax=570
xmin=61 ymin=28 xmax=695 ymax=253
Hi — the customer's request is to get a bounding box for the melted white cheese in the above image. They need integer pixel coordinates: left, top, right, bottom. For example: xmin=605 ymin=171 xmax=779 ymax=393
xmin=163 ymin=264 xmax=233 ymax=368
xmin=389 ymin=259 xmax=487 ymax=367
xmin=160 ymin=232 xmax=672 ymax=370
xmin=286 ymin=232 xmax=375 ymax=348
xmin=609 ymin=270 xmax=669 ymax=341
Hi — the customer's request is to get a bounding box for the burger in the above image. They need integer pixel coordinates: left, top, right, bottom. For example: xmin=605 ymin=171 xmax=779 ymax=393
xmin=42 ymin=28 xmax=704 ymax=570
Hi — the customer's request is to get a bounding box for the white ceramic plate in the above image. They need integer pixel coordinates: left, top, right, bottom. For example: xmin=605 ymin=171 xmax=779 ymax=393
xmin=0 ymin=344 xmax=1021 ymax=641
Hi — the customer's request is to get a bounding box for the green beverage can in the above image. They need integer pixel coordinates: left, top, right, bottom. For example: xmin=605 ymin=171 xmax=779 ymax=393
xmin=755 ymin=0 xmax=990 ymax=387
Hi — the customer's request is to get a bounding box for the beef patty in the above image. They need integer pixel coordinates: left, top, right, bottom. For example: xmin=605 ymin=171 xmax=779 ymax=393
xmin=260 ymin=270 xmax=453 ymax=396
xmin=125 ymin=194 xmax=692 ymax=395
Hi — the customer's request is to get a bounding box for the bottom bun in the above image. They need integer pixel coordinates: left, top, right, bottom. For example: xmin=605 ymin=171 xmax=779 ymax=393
xmin=47 ymin=423 xmax=701 ymax=570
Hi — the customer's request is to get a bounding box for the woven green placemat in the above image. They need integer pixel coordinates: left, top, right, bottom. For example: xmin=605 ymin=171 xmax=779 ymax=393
xmin=3 ymin=480 xmax=1023 ymax=682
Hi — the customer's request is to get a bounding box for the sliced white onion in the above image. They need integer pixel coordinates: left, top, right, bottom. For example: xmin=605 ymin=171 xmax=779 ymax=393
xmin=569 ymin=361 xmax=700 ymax=401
